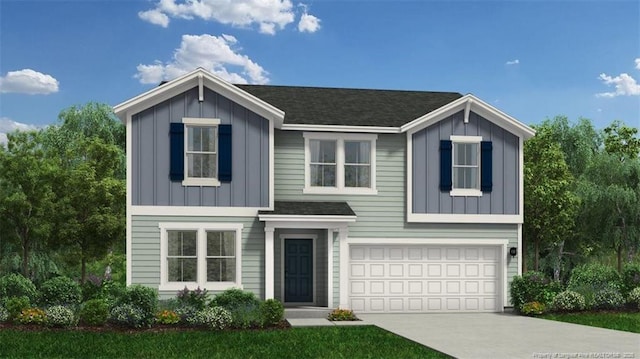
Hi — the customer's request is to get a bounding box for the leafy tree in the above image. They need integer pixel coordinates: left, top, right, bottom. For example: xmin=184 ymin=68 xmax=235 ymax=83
xmin=603 ymin=120 xmax=640 ymax=160
xmin=541 ymin=116 xmax=601 ymax=178
xmin=524 ymin=125 xmax=579 ymax=279
xmin=0 ymin=131 xmax=58 ymax=278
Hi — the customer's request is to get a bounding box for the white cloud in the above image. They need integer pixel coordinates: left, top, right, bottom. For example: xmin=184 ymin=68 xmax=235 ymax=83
xmin=635 ymin=58 xmax=640 ymax=70
xmin=0 ymin=117 xmax=39 ymax=145
xmin=298 ymin=12 xmax=320 ymax=33
xmin=505 ymin=59 xmax=519 ymax=66
xmin=596 ymin=73 xmax=640 ymax=98
xmin=138 ymin=0 xmax=302 ymax=34
xmin=135 ymin=34 xmax=269 ymax=85
xmin=0 ymin=69 xmax=59 ymax=95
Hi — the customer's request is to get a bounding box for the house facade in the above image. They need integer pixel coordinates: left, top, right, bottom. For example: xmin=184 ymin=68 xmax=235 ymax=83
xmin=114 ymin=68 xmax=535 ymax=313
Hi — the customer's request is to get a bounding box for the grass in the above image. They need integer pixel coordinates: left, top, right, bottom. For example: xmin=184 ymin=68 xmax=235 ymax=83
xmin=0 ymin=325 xmax=451 ymax=359
xmin=540 ymin=312 xmax=640 ymax=333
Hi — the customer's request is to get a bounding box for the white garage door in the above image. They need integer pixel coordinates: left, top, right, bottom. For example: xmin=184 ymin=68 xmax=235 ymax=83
xmin=349 ymin=245 xmax=501 ymax=313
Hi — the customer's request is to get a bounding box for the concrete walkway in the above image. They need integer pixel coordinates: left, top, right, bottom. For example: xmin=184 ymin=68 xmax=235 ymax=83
xmin=358 ymin=313 xmax=640 ymax=359
xmin=287 ymin=318 xmax=369 ymax=327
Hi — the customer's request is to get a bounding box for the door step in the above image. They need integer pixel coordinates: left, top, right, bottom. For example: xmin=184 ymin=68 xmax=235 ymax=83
xmin=284 ymin=307 xmax=333 ymax=319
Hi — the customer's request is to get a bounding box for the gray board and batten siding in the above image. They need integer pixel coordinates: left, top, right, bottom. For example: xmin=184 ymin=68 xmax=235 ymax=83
xmin=131 ymin=86 xmax=270 ymax=207
xmin=412 ymin=110 xmax=520 ymax=215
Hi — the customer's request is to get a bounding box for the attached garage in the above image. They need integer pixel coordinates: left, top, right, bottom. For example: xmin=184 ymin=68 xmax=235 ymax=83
xmin=348 ymin=243 xmax=504 ymax=313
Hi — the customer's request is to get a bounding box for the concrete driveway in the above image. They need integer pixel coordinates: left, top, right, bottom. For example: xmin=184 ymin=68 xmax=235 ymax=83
xmin=358 ymin=313 xmax=640 ymax=359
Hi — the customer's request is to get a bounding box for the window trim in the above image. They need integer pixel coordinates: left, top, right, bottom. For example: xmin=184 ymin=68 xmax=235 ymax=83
xmin=450 ymin=135 xmax=483 ymax=197
xmin=159 ymin=222 xmax=243 ymax=291
xmin=182 ymin=117 xmax=221 ymax=187
xmin=303 ymin=132 xmax=378 ymax=195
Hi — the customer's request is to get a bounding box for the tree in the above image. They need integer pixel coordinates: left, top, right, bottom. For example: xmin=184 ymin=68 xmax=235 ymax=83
xmin=541 ymin=116 xmax=601 ymax=178
xmin=603 ymin=120 xmax=640 ymax=160
xmin=0 ymin=131 xmax=58 ymax=278
xmin=524 ymin=125 xmax=579 ymax=280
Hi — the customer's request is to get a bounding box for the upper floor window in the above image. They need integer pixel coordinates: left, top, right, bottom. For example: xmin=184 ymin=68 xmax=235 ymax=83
xmin=183 ymin=118 xmax=220 ymax=186
xmin=440 ymin=135 xmax=492 ymax=197
xmin=304 ymin=132 xmax=377 ymax=195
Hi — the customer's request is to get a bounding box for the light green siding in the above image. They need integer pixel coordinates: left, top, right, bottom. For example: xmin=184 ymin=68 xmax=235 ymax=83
xmin=131 ymin=215 xmax=264 ymax=299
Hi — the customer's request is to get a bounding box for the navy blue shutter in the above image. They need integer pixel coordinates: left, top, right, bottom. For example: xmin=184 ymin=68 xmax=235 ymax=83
xmin=439 ymin=140 xmax=452 ymax=191
xmin=481 ymin=141 xmax=493 ymax=192
xmin=169 ymin=123 xmax=184 ymax=181
xmin=218 ymin=124 xmax=232 ymax=182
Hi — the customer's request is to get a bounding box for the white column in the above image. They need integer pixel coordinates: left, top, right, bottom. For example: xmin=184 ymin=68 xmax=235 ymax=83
xmin=264 ymin=226 xmax=275 ymax=300
xmin=338 ymin=226 xmax=349 ymax=309
xmin=327 ymin=229 xmax=334 ymax=308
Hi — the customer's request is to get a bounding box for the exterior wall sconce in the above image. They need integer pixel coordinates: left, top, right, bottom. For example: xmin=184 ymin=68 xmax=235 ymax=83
xmin=509 ymin=247 xmax=517 ymax=257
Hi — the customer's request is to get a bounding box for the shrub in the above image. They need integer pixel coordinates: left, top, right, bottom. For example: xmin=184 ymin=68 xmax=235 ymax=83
xmin=187 ymin=307 xmax=232 ymax=330
xmin=627 ymin=287 xmax=640 ymax=309
xmin=510 ymin=271 xmax=560 ymax=312
xmin=100 ymin=280 xmax=126 ymax=306
xmin=0 ymin=273 xmax=38 ymax=304
xmin=176 ymin=287 xmax=210 ymax=310
xmin=622 ymin=264 xmax=640 ymax=296
xmin=81 ymin=275 xmax=103 ymax=301
xmin=17 ymin=308 xmax=47 ymax=325
xmin=116 ymin=285 xmax=158 ymax=327
xmin=227 ymin=303 xmax=262 ymax=329
xmin=0 ymin=306 xmax=8 ymax=323
xmin=211 ymin=288 xmax=259 ymax=310
xmin=175 ymin=305 xmax=198 ymax=324
xmin=45 ymin=305 xmax=76 ymax=327
xmin=593 ymin=287 xmax=625 ymax=310
xmin=328 ymin=308 xmax=358 ymax=321
xmin=39 ymin=276 xmax=82 ymax=307
xmin=552 ymin=290 xmax=586 ymax=312
xmin=109 ymin=304 xmax=147 ymax=328
xmin=568 ymin=264 xmax=622 ymax=307
xmin=79 ymin=299 xmax=109 ymax=326
xmin=260 ymin=299 xmax=284 ymax=327
xmin=521 ymin=301 xmax=546 ymax=316
xmin=5 ymin=296 xmax=31 ymax=320
xmin=156 ymin=310 xmax=180 ymax=325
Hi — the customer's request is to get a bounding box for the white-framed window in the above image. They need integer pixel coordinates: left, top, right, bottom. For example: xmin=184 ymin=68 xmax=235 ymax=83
xmin=182 ymin=117 xmax=221 ymax=187
xmin=303 ymin=132 xmax=377 ymax=195
xmin=450 ymin=135 xmax=482 ymax=197
xmin=159 ymin=222 xmax=243 ymax=291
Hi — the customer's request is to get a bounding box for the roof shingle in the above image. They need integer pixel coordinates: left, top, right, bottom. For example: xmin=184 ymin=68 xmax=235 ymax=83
xmin=259 ymin=201 xmax=356 ymax=217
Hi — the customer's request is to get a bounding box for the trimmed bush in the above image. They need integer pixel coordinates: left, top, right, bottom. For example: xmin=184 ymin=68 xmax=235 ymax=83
xmin=260 ymin=299 xmax=284 ymax=326
xmin=176 ymin=287 xmax=210 ymax=310
xmin=39 ymin=276 xmax=82 ymax=307
xmin=552 ymin=290 xmax=586 ymax=312
xmin=510 ymin=271 xmax=561 ymax=312
xmin=5 ymin=296 xmax=31 ymax=320
xmin=115 ymin=285 xmax=158 ymax=327
xmin=109 ymin=304 xmax=147 ymax=328
xmin=622 ymin=264 xmax=640 ymax=296
xmin=17 ymin=308 xmax=47 ymax=325
xmin=79 ymin=299 xmax=109 ymax=326
xmin=187 ymin=307 xmax=232 ymax=330
xmin=0 ymin=273 xmax=38 ymax=304
xmin=45 ymin=305 xmax=76 ymax=327
xmin=521 ymin=302 xmax=546 ymax=316
xmin=211 ymin=288 xmax=259 ymax=310
xmin=228 ymin=303 xmax=262 ymax=329
xmin=627 ymin=287 xmax=640 ymax=309
xmin=593 ymin=287 xmax=625 ymax=310
xmin=0 ymin=306 xmax=8 ymax=323
xmin=568 ymin=264 xmax=622 ymax=307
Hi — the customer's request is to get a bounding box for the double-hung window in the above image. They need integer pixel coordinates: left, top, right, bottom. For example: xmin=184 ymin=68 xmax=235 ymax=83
xmin=443 ymin=135 xmax=492 ymax=197
xmin=304 ymin=132 xmax=377 ymax=194
xmin=159 ymin=223 xmax=243 ymax=291
xmin=182 ymin=118 xmax=221 ymax=186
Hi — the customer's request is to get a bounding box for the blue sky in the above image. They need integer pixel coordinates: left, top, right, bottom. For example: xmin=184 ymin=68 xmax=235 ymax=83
xmin=1 ymin=0 xmax=638 ymax=142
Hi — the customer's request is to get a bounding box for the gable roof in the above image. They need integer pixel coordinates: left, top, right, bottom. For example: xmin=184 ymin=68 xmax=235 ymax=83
xmin=237 ymin=84 xmax=462 ymax=128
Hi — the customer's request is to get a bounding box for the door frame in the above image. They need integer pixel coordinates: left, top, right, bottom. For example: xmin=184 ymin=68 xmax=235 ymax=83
xmin=280 ymin=234 xmax=317 ymax=305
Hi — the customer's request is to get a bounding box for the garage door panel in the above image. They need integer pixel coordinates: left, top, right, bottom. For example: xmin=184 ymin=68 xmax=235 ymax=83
xmin=349 ymin=245 xmax=501 ymax=313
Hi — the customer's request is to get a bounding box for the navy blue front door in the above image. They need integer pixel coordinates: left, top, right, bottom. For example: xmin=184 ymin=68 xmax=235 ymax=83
xmin=284 ymin=239 xmax=313 ymax=303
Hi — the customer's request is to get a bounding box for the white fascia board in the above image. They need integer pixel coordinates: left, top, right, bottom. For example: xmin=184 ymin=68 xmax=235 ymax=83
xmin=282 ymin=123 xmax=400 ymax=133
xmin=113 ymin=68 xmax=285 ymax=127
xmin=401 ymin=94 xmax=536 ymax=140
xmin=258 ymin=214 xmax=357 ymax=223
xmin=406 ymin=213 xmax=523 ymax=224
xmin=346 ymin=237 xmax=509 ymax=246
xmin=131 ymin=205 xmax=263 ymax=217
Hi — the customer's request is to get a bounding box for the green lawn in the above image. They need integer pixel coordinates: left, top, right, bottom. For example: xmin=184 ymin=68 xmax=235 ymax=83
xmin=0 ymin=325 xmax=451 ymax=359
xmin=540 ymin=312 xmax=640 ymax=333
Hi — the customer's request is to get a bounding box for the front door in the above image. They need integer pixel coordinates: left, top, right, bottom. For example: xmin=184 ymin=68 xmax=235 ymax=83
xmin=284 ymin=239 xmax=313 ymax=303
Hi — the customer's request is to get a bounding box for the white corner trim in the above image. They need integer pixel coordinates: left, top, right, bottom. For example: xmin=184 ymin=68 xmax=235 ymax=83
xmin=268 ymin=121 xmax=275 ymax=210
xmin=126 ymin=113 xmax=133 ymax=286
xmin=517 ymin=223 xmax=523 ymax=276
xmin=131 ymin=206 xmax=263 ymax=217
xmin=406 ymin=131 xmax=413 ymax=222
xmin=406 ymin=213 xmax=523 ymax=224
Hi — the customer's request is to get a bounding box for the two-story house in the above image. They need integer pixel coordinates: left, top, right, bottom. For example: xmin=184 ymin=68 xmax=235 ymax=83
xmin=114 ymin=68 xmax=535 ymax=313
